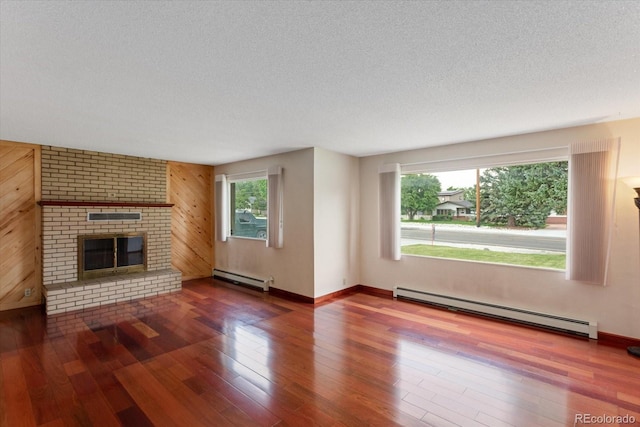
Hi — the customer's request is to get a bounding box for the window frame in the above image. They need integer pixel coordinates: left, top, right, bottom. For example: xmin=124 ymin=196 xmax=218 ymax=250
xmin=399 ymin=154 xmax=569 ymax=271
xmin=227 ymin=171 xmax=269 ymax=241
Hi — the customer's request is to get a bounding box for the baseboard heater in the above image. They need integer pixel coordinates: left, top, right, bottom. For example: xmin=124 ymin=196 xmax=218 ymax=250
xmin=393 ymin=286 xmax=597 ymax=339
xmin=212 ymin=269 xmax=269 ymax=292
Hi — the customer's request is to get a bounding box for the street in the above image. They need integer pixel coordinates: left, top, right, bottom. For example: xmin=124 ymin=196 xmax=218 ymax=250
xmin=401 ymin=225 xmax=566 ymax=252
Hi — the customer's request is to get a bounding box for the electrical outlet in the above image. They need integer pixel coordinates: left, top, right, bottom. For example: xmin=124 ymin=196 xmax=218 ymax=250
xmin=24 ymin=288 xmax=31 ymax=297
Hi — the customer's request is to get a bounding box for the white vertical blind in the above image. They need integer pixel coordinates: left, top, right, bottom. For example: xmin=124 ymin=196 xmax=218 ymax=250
xmin=566 ymin=138 xmax=620 ymax=285
xmin=214 ymin=174 xmax=228 ymax=242
xmin=267 ymin=166 xmax=284 ymax=248
xmin=379 ymin=163 xmax=401 ymax=260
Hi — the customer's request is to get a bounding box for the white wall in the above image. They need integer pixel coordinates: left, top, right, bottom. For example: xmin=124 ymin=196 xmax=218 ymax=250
xmin=213 ymin=119 xmax=640 ymax=338
xmin=214 ymin=148 xmax=316 ymax=297
xmin=358 ymin=118 xmax=640 ymax=339
xmin=215 ymin=147 xmax=361 ymax=299
xmin=313 ymin=148 xmax=360 ymax=297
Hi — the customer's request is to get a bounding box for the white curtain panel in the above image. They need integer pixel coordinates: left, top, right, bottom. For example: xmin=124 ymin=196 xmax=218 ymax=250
xmin=267 ymin=166 xmax=284 ymax=248
xmin=214 ymin=174 xmax=228 ymax=242
xmin=566 ymin=138 xmax=620 ymax=285
xmin=379 ymin=163 xmax=401 ymax=260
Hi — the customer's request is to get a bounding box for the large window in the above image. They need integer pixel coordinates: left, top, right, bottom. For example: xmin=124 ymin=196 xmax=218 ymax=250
xmin=229 ymin=177 xmax=268 ymax=240
xmin=400 ymin=161 xmax=568 ymax=270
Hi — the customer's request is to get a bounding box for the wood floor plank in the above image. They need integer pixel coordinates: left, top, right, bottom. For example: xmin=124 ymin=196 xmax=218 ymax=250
xmin=35 ymin=420 xmax=65 ymax=427
xmin=17 ymin=346 xmax=60 ymax=425
xmin=181 ymin=375 xmax=235 ymax=414
xmin=228 ymin=375 xmax=315 ymax=425
xmin=189 ymin=359 xmax=282 ymax=427
xmin=115 ymin=405 xmax=154 ymax=427
xmin=1 ymin=353 xmax=37 ymax=427
xmin=66 ymin=370 xmax=121 ymax=427
xmin=0 ymin=353 xmax=6 ymax=427
xmin=1 ymin=278 xmax=639 ymax=426
xmin=114 ymin=362 xmax=210 ymax=427
xmin=0 ymin=319 xmax=18 ymax=354
xmin=143 ymin=354 xmax=236 ymax=426
xmin=38 ymin=338 xmax=93 ymax=427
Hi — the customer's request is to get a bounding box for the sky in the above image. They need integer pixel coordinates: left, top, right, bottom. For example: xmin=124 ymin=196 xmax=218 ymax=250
xmin=431 ymin=169 xmax=480 ymax=190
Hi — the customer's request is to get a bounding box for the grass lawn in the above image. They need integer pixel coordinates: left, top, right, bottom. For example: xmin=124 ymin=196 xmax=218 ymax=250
xmin=402 ymin=244 xmax=566 ymax=269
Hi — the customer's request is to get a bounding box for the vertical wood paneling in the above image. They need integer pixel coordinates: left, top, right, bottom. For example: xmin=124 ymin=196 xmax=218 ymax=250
xmin=167 ymin=161 xmax=214 ymax=281
xmin=0 ymin=140 xmax=41 ymax=311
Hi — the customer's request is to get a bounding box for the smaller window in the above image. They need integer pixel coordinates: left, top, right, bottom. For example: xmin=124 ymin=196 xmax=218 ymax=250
xmin=229 ymin=176 xmax=268 ymax=240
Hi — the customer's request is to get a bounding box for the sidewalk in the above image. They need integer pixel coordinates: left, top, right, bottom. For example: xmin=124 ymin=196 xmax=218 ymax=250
xmin=400 ymin=222 xmax=566 ymax=254
xmin=401 ymin=222 xmax=567 ymax=238
xmin=400 ymin=238 xmax=564 ymax=254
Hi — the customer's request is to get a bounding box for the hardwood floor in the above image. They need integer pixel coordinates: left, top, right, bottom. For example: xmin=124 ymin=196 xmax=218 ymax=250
xmin=1 ymin=278 xmax=639 ymax=427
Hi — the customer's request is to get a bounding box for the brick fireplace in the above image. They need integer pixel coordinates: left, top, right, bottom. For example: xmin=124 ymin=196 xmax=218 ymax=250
xmin=40 ymin=147 xmax=182 ymax=314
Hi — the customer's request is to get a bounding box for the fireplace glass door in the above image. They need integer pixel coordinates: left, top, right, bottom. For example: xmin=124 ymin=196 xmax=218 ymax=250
xmin=117 ymin=235 xmax=144 ymax=267
xmin=79 ymin=233 xmax=146 ymax=280
xmin=84 ymin=238 xmax=115 ymax=271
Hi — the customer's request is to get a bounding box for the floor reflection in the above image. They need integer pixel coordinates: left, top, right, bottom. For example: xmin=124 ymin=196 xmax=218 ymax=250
xmin=1 ymin=279 xmax=638 ymax=427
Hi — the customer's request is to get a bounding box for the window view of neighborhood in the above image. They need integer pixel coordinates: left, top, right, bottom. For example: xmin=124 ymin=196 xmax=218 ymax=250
xmin=401 ymin=161 xmax=568 ymax=269
xmin=229 ymin=178 xmax=268 ymax=240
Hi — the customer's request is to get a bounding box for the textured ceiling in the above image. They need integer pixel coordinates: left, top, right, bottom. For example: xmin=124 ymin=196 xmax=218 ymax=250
xmin=1 ymin=1 xmax=639 ymax=165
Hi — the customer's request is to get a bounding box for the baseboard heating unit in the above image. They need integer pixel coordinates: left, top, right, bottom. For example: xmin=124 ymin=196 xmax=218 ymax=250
xmin=213 ymin=269 xmax=269 ymax=292
xmin=393 ymin=286 xmax=597 ymax=339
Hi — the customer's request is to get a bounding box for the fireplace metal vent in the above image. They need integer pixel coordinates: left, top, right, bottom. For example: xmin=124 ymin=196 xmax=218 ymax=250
xmin=87 ymin=212 xmax=142 ymax=221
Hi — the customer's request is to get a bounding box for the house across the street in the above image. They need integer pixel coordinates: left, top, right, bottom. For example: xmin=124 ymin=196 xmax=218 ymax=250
xmin=433 ymin=189 xmax=474 ymax=219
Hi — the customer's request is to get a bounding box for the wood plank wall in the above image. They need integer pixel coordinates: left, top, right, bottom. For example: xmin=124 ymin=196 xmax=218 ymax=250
xmin=167 ymin=161 xmax=214 ymax=281
xmin=0 ymin=140 xmax=41 ymax=311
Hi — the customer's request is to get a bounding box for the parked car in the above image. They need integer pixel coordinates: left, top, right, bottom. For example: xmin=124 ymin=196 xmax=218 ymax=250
xmin=233 ymin=211 xmax=267 ymax=239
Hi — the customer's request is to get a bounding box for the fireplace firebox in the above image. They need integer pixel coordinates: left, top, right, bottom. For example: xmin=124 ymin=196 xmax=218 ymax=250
xmin=78 ymin=232 xmax=147 ymax=280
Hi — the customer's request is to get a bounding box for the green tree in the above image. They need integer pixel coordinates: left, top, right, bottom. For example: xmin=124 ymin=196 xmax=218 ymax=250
xmin=234 ymin=179 xmax=267 ymax=214
xmin=401 ymin=174 xmax=441 ymax=220
xmin=463 ymin=186 xmax=477 ymax=210
xmin=480 ymin=162 xmax=567 ymax=228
